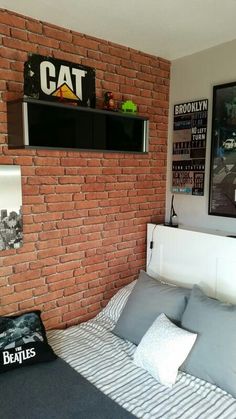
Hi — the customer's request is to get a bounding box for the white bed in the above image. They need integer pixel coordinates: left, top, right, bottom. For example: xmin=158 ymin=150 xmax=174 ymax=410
xmin=146 ymin=224 xmax=236 ymax=303
xmin=47 ymin=225 xmax=236 ymax=419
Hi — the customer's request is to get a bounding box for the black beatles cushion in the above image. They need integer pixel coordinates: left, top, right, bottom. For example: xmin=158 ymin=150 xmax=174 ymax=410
xmin=0 ymin=311 xmax=57 ymax=372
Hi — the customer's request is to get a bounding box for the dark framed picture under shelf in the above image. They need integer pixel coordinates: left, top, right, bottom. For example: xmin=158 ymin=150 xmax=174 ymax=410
xmin=7 ymin=98 xmax=149 ymax=154
xmin=209 ymin=82 xmax=236 ymax=218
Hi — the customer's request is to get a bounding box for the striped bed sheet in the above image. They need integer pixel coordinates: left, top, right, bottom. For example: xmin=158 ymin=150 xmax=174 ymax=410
xmin=47 ymin=283 xmax=236 ymax=419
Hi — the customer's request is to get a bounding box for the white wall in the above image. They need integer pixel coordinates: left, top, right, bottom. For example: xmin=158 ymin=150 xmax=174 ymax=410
xmin=166 ymin=38 xmax=236 ymax=234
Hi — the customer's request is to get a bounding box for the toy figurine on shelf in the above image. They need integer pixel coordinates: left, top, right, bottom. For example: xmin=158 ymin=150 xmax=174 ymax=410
xmin=103 ymin=91 xmax=117 ymax=111
xmin=121 ymin=100 xmax=137 ymax=113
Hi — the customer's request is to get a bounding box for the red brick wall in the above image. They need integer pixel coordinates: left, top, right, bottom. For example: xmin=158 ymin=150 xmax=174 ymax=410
xmin=0 ymin=9 xmax=170 ymax=329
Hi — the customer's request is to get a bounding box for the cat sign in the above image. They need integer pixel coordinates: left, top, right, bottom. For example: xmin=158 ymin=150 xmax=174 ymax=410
xmin=24 ymin=54 xmax=96 ymax=107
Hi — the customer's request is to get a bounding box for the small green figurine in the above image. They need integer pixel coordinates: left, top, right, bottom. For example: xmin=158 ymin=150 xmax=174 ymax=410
xmin=121 ymin=100 xmax=137 ymax=113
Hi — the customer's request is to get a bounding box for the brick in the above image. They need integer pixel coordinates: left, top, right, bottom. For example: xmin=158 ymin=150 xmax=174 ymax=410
xmin=14 ymin=278 xmax=45 ymax=292
xmin=39 ymin=185 xmax=56 ymax=194
xmin=42 ymin=306 xmax=68 ymax=321
xmin=74 ymin=200 xmax=99 ymax=210
xmin=62 ymin=308 xmax=87 ymax=322
xmin=47 ymin=202 xmax=75 ymax=212
xmin=36 ymin=238 xmax=61 ymax=250
xmin=19 ymin=299 xmax=35 ymax=311
xmin=43 ymin=301 xmax=57 ymax=311
xmin=60 ymin=251 xmax=84 ymax=263
xmin=33 ymin=212 xmax=63 ymax=223
xmin=23 ymin=184 xmax=40 ymax=195
xmin=33 ymin=285 xmax=49 ymax=296
xmin=52 ymin=50 xmax=82 ymax=65
xmin=0 ymin=285 xmax=15 ymax=296
xmin=63 ymin=209 xmax=88 ymax=219
xmin=0 ymin=69 xmax=23 ymax=82
xmin=46 ymin=269 xmax=73 ymax=283
xmin=0 ymin=23 xmax=10 ymax=36
xmin=26 ymin=20 xmax=43 ymax=33
xmin=1 ymin=289 xmax=33 ymax=305
xmin=28 ymin=33 xmax=59 ymax=49
xmin=37 ymin=46 xmax=53 ymax=57
xmin=11 ymin=27 xmax=28 ymax=41
xmin=28 ymin=176 xmax=58 ymax=185
xmin=43 ymin=25 xmax=72 ymax=42
xmin=36 ymin=149 xmax=66 ymax=157
xmin=34 ymin=157 xmax=60 ymax=166
xmin=59 ymin=41 xmax=86 ymax=56
xmin=85 ymin=262 xmax=108 ymax=274
xmin=101 ymin=80 xmax=120 ymax=92
xmin=81 ymin=58 xmax=106 ymax=71
xmin=49 ymin=277 xmax=75 ymax=292
xmin=0 ymin=303 xmax=19 ymax=315
xmin=35 ymin=167 xmax=64 ymax=176
xmin=68 ymin=301 xmax=82 ymax=312
xmin=12 ymin=263 xmax=29 ymax=274
xmin=44 ymin=194 xmax=72 ymax=203
xmin=39 ymin=229 xmax=68 ymax=241
xmin=0 ymin=11 xmax=26 ymax=29
xmin=56 ymin=219 xmax=83 ymax=229
xmin=101 ymin=54 xmax=121 ymax=66
xmin=8 ymin=269 xmax=41 ymax=284
xmin=55 ymin=185 xmax=81 ymax=193
xmin=3 ymin=252 xmax=37 ymax=266
xmin=40 ymin=264 xmax=56 ymax=276
xmin=56 ymin=260 xmax=82 ymax=273
xmin=72 ymin=35 xmax=99 ymax=50
xmin=35 ymin=290 xmax=64 ymax=305
xmin=60 ymin=157 xmax=88 ymax=166
xmin=87 ymin=49 xmax=101 ymax=61
xmin=3 ymin=37 xmax=36 ymax=53
xmin=58 ymin=176 xmax=83 ymax=184
xmin=0 ymin=266 xmax=13 ymax=276
xmin=0 ymin=57 xmax=10 ymax=69
xmin=23 ymin=223 xmax=42 ymax=235
xmin=109 ymin=46 xmax=130 ymax=60
xmin=57 ymin=293 xmax=82 ymax=308
xmin=37 ymin=247 xmax=65 ymax=260
xmin=64 ymin=282 xmax=88 ymax=296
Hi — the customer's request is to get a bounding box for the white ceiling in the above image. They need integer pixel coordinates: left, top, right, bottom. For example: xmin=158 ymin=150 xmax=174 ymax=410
xmin=2 ymin=0 xmax=236 ymax=60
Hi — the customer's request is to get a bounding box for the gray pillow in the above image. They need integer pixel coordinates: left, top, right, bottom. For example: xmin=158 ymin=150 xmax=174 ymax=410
xmin=181 ymin=285 xmax=236 ymax=398
xmin=113 ymin=270 xmax=190 ymax=345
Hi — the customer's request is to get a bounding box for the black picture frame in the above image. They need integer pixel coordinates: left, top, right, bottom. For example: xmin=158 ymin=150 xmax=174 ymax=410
xmin=209 ymin=82 xmax=236 ymax=217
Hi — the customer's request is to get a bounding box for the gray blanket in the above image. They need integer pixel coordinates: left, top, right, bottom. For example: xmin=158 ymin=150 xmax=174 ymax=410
xmin=0 ymin=358 xmax=136 ymax=419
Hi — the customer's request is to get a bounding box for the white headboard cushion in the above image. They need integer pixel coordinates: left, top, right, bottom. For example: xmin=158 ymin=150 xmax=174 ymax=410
xmin=146 ymin=224 xmax=236 ymax=304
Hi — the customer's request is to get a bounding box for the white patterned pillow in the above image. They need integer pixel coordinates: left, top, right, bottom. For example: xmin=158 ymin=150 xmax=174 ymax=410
xmin=133 ymin=313 xmax=197 ymax=387
xmin=101 ymin=281 xmax=136 ymax=323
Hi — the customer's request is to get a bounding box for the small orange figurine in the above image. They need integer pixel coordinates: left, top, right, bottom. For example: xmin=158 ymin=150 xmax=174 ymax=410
xmin=103 ymin=91 xmax=116 ymax=111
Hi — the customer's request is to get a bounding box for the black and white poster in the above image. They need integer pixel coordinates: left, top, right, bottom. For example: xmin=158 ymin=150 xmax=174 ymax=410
xmin=24 ymin=54 xmax=96 ymax=107
xmin=209 ymin=82 xmax=236 ymax=217
xmin=172 ymin=99 xmax=208 ymax=195
xmin=0 ymin=165 xmax=23 ymax=251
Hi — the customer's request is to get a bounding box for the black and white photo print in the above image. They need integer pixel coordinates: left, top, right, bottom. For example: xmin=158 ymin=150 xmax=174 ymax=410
xmin=0 ymin=165 xmax=23 ymax=251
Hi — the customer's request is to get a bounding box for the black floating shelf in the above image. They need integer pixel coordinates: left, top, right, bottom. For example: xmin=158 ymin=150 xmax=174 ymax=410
xmin=7 ymin=98 xmax=149 ymax=153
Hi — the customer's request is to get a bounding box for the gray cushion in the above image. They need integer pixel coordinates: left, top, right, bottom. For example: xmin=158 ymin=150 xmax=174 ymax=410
xmin=113 ymin=270 xmax=190 ymax=345
xmin=181 ymin=285 xmax=236 ymax=397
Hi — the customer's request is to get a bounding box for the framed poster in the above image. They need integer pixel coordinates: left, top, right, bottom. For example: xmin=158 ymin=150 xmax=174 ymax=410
xmin=0 ymin=166 xmax=23 ymax=251
xmin=172 ymin=99 xmax=208 ymax=195
xmin=209 ymin=82 xmax=236 ymax=217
